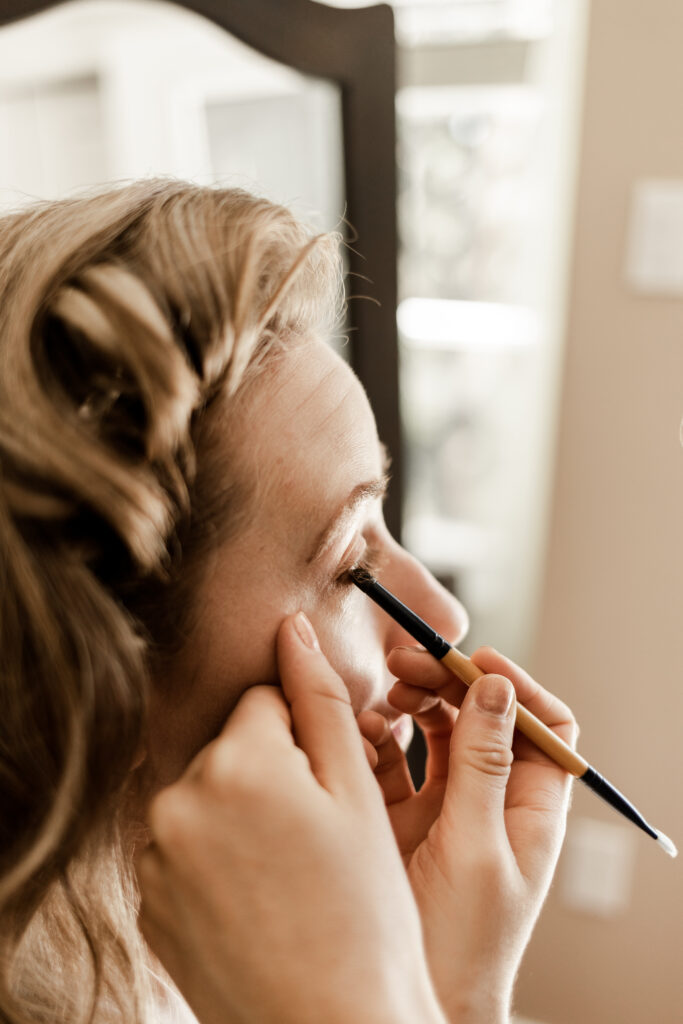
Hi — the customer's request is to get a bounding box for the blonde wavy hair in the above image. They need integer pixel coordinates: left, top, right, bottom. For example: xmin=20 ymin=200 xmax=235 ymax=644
xmin=0 ymin=179 xmax=343 ymax=1023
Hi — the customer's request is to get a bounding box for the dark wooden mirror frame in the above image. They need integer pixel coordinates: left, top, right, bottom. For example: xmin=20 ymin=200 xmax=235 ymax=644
xmin=0 ymin=0 xmax=403 ymax=537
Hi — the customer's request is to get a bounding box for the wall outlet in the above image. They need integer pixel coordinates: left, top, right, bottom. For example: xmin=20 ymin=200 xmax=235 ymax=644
xmin=561 ymin=816 xmax=636 ymax=917
xmin=625 ymin=179 xmax=683 ymax=296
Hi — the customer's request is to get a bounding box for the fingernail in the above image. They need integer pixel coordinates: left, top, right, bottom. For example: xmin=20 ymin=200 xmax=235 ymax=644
xmin=293 ymin=611 xmax=319 ymax=650
xmin=475 ymin=675 xmax=514 ymax=717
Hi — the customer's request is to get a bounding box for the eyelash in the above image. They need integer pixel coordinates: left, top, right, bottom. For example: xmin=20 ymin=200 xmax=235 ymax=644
xmin=334 ymin=543 xmax=384 ymax=588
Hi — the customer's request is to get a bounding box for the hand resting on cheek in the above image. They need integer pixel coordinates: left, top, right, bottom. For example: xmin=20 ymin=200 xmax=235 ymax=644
xmin=138 ymin=613 xmax=447 ymax=1024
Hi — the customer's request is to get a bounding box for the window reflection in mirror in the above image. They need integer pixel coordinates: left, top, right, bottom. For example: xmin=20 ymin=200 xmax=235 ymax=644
xmin=0 ymin=0 xmax=343 ymax=234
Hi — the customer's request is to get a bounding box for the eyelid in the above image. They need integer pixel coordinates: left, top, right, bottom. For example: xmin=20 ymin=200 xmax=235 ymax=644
xmin=331 ymin=498 xmax=385 ymax=570
xmin=310 ymin=477 xmax=389 ymax=566
xmin=335 ymin=540 xmax=385 ymax=586
xmin=335 ymin=534 xmax=367 ymax=578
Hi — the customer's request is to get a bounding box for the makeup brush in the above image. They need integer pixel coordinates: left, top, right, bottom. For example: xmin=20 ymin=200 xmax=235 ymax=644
xmin=351 ymin=566 xmax=677 ymax=858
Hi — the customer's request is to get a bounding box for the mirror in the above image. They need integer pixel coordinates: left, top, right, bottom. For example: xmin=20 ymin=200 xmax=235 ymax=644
xmin=0 ymin=0 xmax=403 ymax=541
xmin=0 ymin=0 xmax=343 ymax=230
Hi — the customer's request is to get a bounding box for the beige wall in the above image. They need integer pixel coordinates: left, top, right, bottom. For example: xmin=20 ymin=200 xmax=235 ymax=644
xmin=515 ymin=1 xmax=683 ymax=1021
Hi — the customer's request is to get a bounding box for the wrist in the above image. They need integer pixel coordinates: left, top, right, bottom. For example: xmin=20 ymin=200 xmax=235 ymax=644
xmin=448 ymin=1008 xmax=508 ymax=1024
xmin=414 ymin=988 xmax=449 ymax=1024
xmin=381 ymin=967 xmax=449 ymax=1024
xmin=428 ymin=955 xmax=514 ymax=1024
xmin=333 ymin=963 xmax=447 ymax=1024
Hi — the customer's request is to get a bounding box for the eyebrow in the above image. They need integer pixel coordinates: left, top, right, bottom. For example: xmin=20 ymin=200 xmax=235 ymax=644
xmin=306 ymin=473 xmax=390 ymax=564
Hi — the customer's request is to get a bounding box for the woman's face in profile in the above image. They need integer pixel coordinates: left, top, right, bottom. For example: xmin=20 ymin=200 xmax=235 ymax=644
xmin=147 ymin=339 xmax=468 ymax=785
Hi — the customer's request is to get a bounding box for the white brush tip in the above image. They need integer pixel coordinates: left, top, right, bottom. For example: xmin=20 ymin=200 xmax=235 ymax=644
xmin=655 ymin=831 xmax=678 ymax=858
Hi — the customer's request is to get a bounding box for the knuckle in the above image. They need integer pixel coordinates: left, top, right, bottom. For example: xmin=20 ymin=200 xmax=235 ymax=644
xmin=466 ymin=738 xmax=514 ymax=777
xmin=199 ymin=740 xmax=233 ymax=787
xmin=305 ymin=683 xmax=352 ymax=708
xmin=147 ymin=786 xmax=194 ymax=851
xmin=530 ymin=684 xmax=554 ymax=718
xmin=200 ymin=739 xmax=274 ymax=804
xmin=569 ymin=713 xmax=580 ymax=744
xmin=557 ymin=708 xmax=580 ymax=747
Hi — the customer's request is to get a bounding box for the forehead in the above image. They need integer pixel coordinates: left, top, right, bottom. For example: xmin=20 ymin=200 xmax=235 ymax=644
xmin=232 ymin=340 xmax=383 ymax=543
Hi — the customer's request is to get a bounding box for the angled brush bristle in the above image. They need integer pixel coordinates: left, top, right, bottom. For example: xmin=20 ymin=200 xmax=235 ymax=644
xmin=349 ymin=564 xmax=375 ymax=591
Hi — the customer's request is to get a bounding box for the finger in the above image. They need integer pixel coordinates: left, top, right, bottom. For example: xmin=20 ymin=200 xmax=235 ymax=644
xmin=387 ymin=683 xmax=456 ymax=783
xmin=504 ymin=748 xmax=573 ymax=882
xmin=361 ymin=735 xmax=379 ymax=770
xmin=387 ymin=681 xmax=442 ymax=716
xmin=445 ymin=675 xmax=516 ymax=846
xmin=277 ymin=612 xmax=371 ymax=793
xmin=412 ymin=701 xmax=457 ymax=784
xmin=357 ymin=709 xmax=392 ymax=746
xmin=228 ymin=683 xmax=292 ymax=735
xmin=183 ymin=685 xmax=292 ymax=782
xmin=357 ymin=711 xmax=415 ymax=804
xmin=390 ymin=645 xmax=577 ymax=749
xmin=387 ymin=646 xmax=469 ymax=707
xmin=388 ymin=683 xmax=459 ymax=731
xmin=471 ymin=647 xmax=577 ymax=745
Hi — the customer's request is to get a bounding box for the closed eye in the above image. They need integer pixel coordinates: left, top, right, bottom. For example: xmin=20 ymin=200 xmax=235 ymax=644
xmin=334 ymin=543 xmax=385 ymax=587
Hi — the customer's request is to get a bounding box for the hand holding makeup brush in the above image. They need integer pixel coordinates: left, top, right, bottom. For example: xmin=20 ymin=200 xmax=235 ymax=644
xmin=358 ymin=644 xmax=576 ymax=1024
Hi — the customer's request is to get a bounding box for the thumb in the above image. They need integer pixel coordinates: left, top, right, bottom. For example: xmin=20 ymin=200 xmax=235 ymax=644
xmin=445 ymin=674 xmax=516 ymax=842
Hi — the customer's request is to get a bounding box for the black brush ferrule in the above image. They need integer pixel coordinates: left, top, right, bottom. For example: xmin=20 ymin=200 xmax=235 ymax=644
xmin=349 ymin=569 xmax=451 ymax=660
xmin=580 ymin=766 xmax=657 ymax=839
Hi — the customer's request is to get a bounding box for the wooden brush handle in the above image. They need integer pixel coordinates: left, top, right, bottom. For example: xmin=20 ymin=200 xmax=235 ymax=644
xmin=441 ymin=647 xmax=588 ymax=777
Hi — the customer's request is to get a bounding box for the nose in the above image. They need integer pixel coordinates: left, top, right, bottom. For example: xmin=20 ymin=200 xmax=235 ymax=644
xmin=377 ymin=536 xmax=469 ymax=654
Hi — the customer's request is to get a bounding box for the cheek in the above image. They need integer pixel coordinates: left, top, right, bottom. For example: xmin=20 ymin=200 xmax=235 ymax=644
xmin=147 ymin=587 xmax=297 ymax=786
xmin=308 ymin=591 xmax=388 ymax=714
